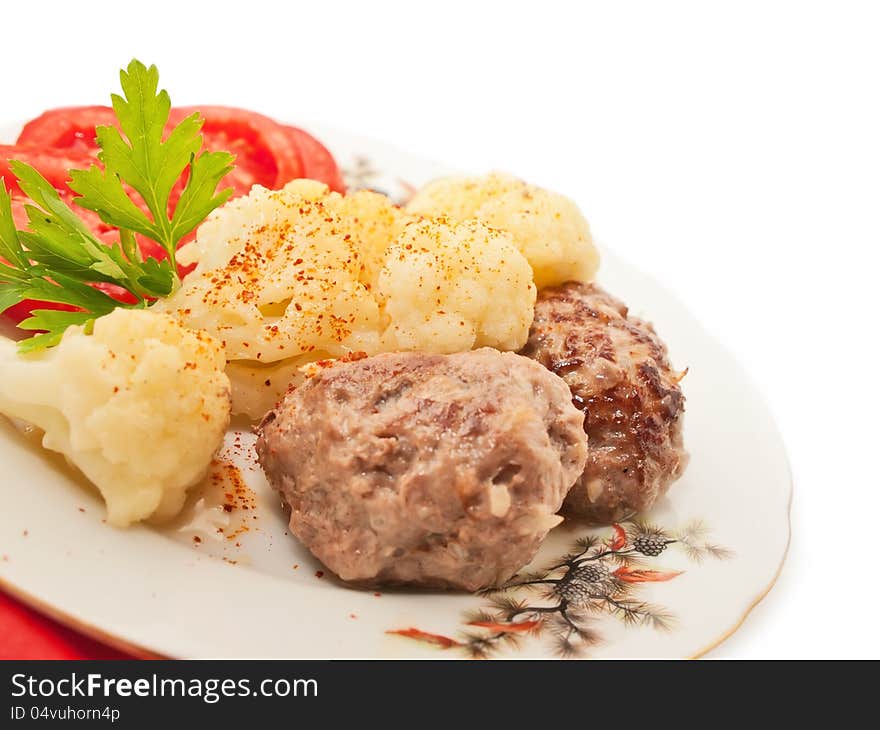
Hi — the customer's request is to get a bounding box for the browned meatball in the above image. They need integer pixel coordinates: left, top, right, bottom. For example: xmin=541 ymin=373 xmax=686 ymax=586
xmin=519 ymin=282 xmax=688 ymax=523
xmin=256 ymin=349 xmax=587 ymax=591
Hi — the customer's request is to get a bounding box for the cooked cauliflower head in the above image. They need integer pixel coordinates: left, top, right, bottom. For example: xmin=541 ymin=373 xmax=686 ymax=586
xmin=378 ymin=217 xmax=535 ymax=353
xmin=0 ymin=309 xmax=231 ymax=526
xmin=164 ymin=180 xmax=537 ymax=418
xmin=167 ymin=180 xmax=389 ymax=362
xmin=406 ymin=172 xmax=599 ymax=288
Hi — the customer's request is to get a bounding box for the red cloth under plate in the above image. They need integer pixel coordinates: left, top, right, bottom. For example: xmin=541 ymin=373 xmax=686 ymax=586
xmin=0 ymin=589 xmax=134 ymax=660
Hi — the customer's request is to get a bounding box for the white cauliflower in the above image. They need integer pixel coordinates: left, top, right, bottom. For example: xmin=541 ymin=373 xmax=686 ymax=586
xmin=336 ymin=188 xmax=407 ymax=292
xmin=406 ymin=172 xmax=599 ymax=288
xmin=0 ymin=309 xmax=231 ymax=526
xmin=166 ymin=180 xmax=388 ymax=363
xmin=378 ymin=217 xmax=535 ymax=353
xmin=164 ymin=180 xmax=538 ymax=419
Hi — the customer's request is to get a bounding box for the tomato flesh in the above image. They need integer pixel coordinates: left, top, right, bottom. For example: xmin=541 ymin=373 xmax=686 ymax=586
xmin=284 ymin=126 xmax=346 ymax=193
xmin=16 ymin=106 xmax=117 ymax=155
xmin=172 ymin=106 xmax=303 ymax=192
xmin=1 ymin=144 xmax=93 ymax=195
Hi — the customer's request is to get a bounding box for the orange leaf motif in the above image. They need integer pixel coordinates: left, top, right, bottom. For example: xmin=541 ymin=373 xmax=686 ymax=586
xmin=386 ymin=628 xmax=462 ymax=649
xmin=613 ymin=567 xmax=683 ymax=583
xmin=610 ymin=523 xmax=627 ymax=551
xmin=467 ymin=620 xmax=542 ymax=633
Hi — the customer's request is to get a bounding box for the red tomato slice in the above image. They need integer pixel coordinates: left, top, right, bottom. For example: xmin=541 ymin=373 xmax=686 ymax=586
xmin=20 ymin=105 xmax=305 ymax=195
xmin=16 ymin=106 xmax=117 ymax=154
xmin=17 ymin=105 xmax=345 ymax=193
xmin=284 ymin=125 xmax=346 ymax=193
xmin=0 ymin=144 xmax=94 ymax=195
xmin=171 ymin=106 xmax=302 ymax=193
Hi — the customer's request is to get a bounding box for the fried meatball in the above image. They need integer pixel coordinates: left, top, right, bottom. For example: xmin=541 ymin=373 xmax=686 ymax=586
xmin=519 ymin=282 xmax=688 ymax=523
xmin=256 ymin=349 xmax=587 ymax=591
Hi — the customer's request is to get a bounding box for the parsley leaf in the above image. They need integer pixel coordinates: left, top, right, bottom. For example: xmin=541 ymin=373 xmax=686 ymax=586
xmin=0 ymin=164 xmax=163 ymax=351
xmin=70 ymin=60 xmax=234 ymax=270
xmin=0 ymin=59 xmax=235 ymax=353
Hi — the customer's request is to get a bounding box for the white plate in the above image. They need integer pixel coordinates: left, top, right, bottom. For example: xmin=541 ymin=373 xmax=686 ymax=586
xmin=0 ymin=122 xmax=791 ymax=658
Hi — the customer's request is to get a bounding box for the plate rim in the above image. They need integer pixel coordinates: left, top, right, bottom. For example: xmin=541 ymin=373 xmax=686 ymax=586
xmin=1 ymin=495 xmax=792 ymax=659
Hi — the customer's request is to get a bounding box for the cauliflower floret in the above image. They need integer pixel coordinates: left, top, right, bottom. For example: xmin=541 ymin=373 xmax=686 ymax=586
xmin=336 ymin=189 xmax=407 ymax=291
xmin=163 ymin=180 xmax=387 ymax=363
xmin=0 ymin=309 xmax=230 ymax=526
xmin=406 ymin=172 xmax=599 ymax=288
xmin=378 ymin=217 xmax=536 ymax=353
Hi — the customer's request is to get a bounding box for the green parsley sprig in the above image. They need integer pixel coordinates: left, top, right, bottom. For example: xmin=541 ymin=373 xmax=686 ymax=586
xmin=0 ymin=59 xmax=234 ymax=353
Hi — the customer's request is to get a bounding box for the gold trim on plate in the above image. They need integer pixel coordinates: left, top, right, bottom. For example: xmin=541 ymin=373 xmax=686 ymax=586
xmin=690 ymin=470 xmax=793 ymax=659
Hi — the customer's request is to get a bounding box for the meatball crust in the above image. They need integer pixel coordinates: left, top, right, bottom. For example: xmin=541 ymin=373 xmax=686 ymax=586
xmin=519 ymin=282 xmax=688 ymax=523
xmin=256 ymin=349 xmax=587 ymax=591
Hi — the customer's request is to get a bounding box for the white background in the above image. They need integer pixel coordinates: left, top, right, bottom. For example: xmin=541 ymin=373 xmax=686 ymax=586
xmin=2 ymin=0 xmax=878 ymax=658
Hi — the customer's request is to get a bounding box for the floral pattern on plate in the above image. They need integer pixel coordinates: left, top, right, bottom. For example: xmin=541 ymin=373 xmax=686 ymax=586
xmin=389 ymin=520 xmax=731 ymax=657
